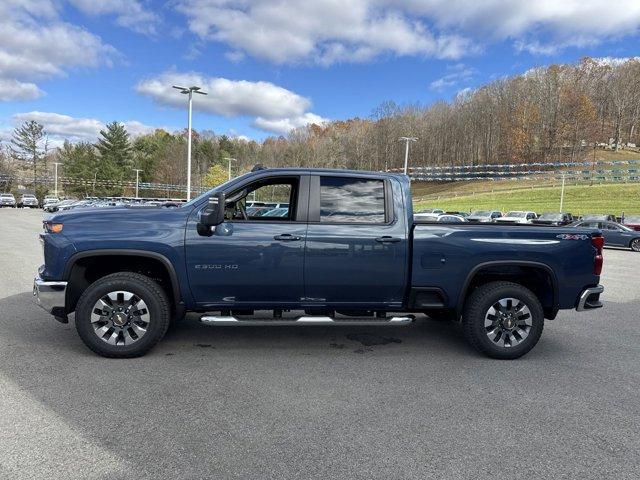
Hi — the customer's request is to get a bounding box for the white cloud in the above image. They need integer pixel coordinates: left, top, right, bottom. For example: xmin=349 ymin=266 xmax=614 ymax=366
xmin=252 ymin=113 xmax=328 ymax=135
xmin=68 ymin=0 xmax=160 ymax=35
xmin=137 ymin=71 xmax=327 ymax=134
xmin=0 ymin=79 xmax=44 ymax=102
xmin=429 ymin=63 xmax=475 ymax=91
xmin=175 ymin=0 xmax=474 ymax=65
xmin=175 ymin=1 xmax=640 ymax=63
xmin=9 ymin=111 xmax=165 ymax=147
xmin=399 ymin=0 xmax=640 ymax=55
xmin=0 ymin=1 xmax=117 ymax=102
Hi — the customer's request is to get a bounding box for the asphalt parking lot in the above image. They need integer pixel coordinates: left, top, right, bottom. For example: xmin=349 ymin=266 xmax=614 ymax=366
xmin=0 ymin=208 xmax=638 ymax=480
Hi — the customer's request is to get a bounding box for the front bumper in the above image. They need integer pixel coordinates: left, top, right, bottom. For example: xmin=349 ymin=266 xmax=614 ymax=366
xmin=33 ymin=276 xmax=67 ymax=320
xmin=576 ymin=285 xmax=604 ymax=311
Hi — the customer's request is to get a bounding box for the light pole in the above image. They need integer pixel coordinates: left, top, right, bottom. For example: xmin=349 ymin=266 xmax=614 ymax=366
xmin=559 ymin=174 xmax=566 ymax=212
xmin=173 ymin=85 xmax=207 ymax=200
xmin=133 ymin=169 xmax=143 ymax=199
xmin=226 ymin=157 xmax=237 ymax=180
xmin=399 ymin=137 xmax=418 ymax=175
xmin=53 ymin=162 xmax=61 ymax=197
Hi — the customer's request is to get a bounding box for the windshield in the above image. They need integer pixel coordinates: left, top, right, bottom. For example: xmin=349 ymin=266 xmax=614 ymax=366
xmin=505 ymin=211 xmax=527 ymax=218
xmin=1 ymin=194 xmax=13 ymax=197
xmin=471 ymin=210 xmax=491 ymax=216
xmin=540 ymin=213 xmax=563 ymax=220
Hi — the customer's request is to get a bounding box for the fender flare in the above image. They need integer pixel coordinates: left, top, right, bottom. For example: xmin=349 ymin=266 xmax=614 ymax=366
xmin=64 ymin=249 xmax=182 ymax=304
xmin=456 ymin=260 xmax=559 ymax=316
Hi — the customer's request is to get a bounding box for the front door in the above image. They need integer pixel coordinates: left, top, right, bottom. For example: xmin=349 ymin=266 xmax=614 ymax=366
xmin=303 ymin=174 xmax=407 ymax=309
xmin=185 ymin=175 xmax=308 ymax=308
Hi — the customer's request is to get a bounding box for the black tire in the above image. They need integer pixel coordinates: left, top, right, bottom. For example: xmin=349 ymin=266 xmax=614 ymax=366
xmin=630 ymin=239 xmax=640 ymax=252
xmin=462 ymin=281 xmax=544 ymax=359
xmin=75 ymin=272 xmax=170 ymax=358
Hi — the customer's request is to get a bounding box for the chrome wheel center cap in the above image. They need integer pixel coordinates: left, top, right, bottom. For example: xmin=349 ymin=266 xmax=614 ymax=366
xmin=113 ymin=312 xmax=128 ymax=327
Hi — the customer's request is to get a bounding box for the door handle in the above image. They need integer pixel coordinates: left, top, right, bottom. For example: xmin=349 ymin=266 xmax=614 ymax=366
xmin=375 ymin=236 xmax=401 ymax=243
xmin=274 ymin=234 xmax=301 ymax=241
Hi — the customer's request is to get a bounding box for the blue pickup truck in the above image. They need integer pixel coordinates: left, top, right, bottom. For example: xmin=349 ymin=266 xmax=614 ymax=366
xmin=34 ymin=168 xmax=604 ymax=359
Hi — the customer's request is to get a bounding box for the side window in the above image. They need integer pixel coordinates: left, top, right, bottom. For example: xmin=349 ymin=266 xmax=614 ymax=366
xmin=227 ymin=178 xmax=298 ymax=222
xmin=320 ymin=177 xmax=385 ymax=223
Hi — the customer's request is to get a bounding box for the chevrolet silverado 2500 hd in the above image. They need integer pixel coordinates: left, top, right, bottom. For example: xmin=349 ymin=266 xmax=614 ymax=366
xmin=34 ymin=168 xmax=604 ymax=359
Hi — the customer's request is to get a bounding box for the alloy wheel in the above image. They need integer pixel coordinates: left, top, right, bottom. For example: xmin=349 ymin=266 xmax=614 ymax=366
xmin=90 ymin=291 xmax=150 ymax=346
xmin=484 ymin=297 xmax=532 ymax=348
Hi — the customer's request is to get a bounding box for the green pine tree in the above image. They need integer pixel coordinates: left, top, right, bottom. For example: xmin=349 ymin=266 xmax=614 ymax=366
xmin=11 ymin=120 xmax=46 ymax=187
xmin=95 ymin=122 xmax=133 ymax=195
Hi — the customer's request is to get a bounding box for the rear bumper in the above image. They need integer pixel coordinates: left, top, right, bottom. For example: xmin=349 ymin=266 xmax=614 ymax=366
xmin=576 ymin=285 xmax=604 ymax=311
xmin=33 ymin=276 xmax=67 ymax=318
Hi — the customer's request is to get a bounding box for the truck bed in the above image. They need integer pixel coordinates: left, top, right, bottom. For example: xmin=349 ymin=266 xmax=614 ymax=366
xmin=410 ymin=223 xmax=600 ymax=312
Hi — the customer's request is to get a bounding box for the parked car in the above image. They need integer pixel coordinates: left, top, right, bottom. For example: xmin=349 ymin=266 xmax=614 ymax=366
xmin=467 ymin=210 xmax=502 ymax=223
xmin=44 ymin=199 xmax=77 ymax=213
xmin=0 ymin=193 xmax=16 ymax=208
xmin=34 ymin=168 xmax=604 ymax=360
xmin=532 ymin=212 xmax=574 ymax=226
xmin=445 ymin=211 xmax=469 ymax=218
xmin=571 ymin=220 xmax=640 ymax=252
xmin=416 ymin=208 xmax=444 ymax=215
xmin=18 ymin=194 xmax=39 ymax=208
xmin=581 ymin=214 xmax=616 ymax=222
xmin=495 ymin=211 xmax=538 ymax=224
xmin=42 ymin=196 xmax=59 ymax=209
xmin=622 ymin=215 xmax=640 ymax=231
xmin=436 ymin=214 xmax=467 ymax=222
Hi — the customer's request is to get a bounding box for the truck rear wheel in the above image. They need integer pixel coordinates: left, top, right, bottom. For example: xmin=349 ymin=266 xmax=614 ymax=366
xmin=75 ymin=272 xmax=170 ymax=358
xmin=462 ymin=281 xmax=544 ymax=359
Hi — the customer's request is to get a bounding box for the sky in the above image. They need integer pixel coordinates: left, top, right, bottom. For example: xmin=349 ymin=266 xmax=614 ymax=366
xmin=1 ymin=0 xmax=639 ymax=147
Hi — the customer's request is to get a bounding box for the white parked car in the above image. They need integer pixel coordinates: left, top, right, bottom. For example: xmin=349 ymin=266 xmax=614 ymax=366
xmin=495 ymin=211 xmax=538 ymax=224
xmin=414 ymin=208 xmax=444 ymax=220
xmin=0 ymin=193 xmax=16 ymax=207
xmin=467 ymin=210 xmax=502 ymax=223
xmin=436 ymin=214 xmax=467 ymax=223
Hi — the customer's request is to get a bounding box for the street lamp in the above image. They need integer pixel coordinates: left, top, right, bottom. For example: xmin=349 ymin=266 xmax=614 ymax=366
xmin=53 ymin=162 xmax=61 ymax=197
xmin=399 ymin=137 xmax=418 ymax=175
xmin=133 ymin=169 xmax=143 ymax=199
xmin=226 ymin=157 xmax=237 ymax=181
xmin=173 ymin=85 xmax=207 ymax=200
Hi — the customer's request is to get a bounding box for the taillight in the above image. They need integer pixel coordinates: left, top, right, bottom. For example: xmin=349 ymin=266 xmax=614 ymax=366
xmin=592 ymin=236 xmax=604 ymax=275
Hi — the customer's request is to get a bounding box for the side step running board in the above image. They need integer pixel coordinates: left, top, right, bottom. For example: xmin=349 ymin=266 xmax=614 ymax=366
xmin=200 ymin=315 xmax=414 ymax=326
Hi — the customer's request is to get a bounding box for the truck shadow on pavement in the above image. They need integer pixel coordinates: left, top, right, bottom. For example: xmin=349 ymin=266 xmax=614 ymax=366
xmin=2 ymin=291 xmax=480 ymax=359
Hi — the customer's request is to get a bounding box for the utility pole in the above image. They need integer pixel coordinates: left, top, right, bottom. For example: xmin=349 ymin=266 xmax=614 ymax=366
xmin=173 ymin=85 xmax=207 ymax=200
xmin=53 ymin=162 xmax=61 ymax=197
xmin=133 ymin=169 xmax=143 ymax=199
xmin=227 ymin=157 xmax=237 ymax=180
xmin=399 ymin=137 xmax=418 ymax=175
xmin=559 ymin=174 xmax=565 ymax=212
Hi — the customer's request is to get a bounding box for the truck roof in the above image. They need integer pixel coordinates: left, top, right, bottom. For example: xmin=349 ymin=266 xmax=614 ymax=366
xmin=253 ymin=167 xmax=408 ymax=179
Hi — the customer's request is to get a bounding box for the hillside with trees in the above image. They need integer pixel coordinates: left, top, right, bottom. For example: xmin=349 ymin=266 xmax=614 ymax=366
xmin=1 ymin=57 xmax=639 ymax=197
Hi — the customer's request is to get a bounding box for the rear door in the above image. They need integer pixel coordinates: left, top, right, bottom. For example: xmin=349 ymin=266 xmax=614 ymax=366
xmin=303 ymin=174 xmax=407 ymax=308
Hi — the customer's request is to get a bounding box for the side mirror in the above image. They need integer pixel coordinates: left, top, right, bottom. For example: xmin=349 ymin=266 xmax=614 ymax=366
xmin=197 ymin=192 xmax=226 ymax=235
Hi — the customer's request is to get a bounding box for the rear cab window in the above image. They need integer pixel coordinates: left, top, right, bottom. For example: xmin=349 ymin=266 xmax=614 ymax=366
xmin=317 ymin=176 xmax=388 ymax=224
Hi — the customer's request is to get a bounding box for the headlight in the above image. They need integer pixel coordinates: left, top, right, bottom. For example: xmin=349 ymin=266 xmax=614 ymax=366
xmin=43 ymin=221 xmax=63 ymax=233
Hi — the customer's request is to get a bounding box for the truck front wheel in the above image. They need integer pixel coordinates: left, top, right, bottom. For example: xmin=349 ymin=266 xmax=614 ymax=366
xmin=462 ymin=281 xmax=544 ymax=359
xmin=75 ymin=272 xmax=171 ymax=358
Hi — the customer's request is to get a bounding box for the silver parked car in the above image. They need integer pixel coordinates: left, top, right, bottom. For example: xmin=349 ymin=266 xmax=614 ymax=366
xmin=0 ymin=193 xmax=16 ymax=208
xmin=19 ymin=194 xmax=39 ymax=208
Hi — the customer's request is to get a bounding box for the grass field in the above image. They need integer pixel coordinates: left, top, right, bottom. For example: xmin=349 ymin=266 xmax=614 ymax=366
xmin=413 ymin=182 xmax=640 ymax=215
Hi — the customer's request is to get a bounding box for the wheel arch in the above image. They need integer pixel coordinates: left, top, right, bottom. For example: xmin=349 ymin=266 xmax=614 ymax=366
xmin=456 ymin=261 xmax=559 ymax=319
xmin=63 ymin=249 xmax=182 ymax=314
